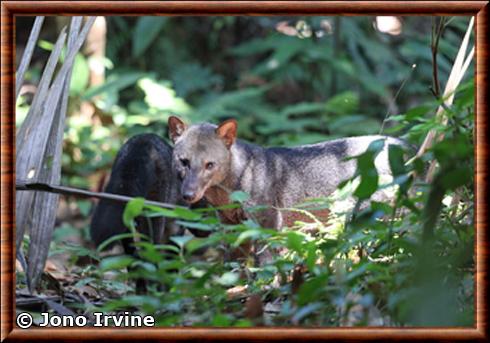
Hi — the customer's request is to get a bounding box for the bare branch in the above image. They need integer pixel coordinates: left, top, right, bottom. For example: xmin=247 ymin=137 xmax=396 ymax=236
xmin=16 ymin=180 xmax=180 ymax=210
xmin=430 ymin=17 xmax=446 ymax=98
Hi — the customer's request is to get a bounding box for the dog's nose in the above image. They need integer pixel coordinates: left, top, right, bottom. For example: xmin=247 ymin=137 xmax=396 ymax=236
xmin=183 ymin=191 xmax=196 ymax=202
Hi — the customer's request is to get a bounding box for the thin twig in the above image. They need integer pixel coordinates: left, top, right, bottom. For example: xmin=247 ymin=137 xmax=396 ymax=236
xmin=413 ymin=17 xmax=474 ymax=164
xmin=379 ymin=64 xmax=417 ymax=134
xmin=16 ymin=180 xmax=181 ymax=210
xmin=330 ymin=17 xmax=341 ymax=95
xmin=431 ymin=17 xmax=446 ymax=98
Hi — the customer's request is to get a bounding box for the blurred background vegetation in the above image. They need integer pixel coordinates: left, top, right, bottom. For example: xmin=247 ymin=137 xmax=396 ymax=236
xmin=16 ymin=16 xmax=472 ymax=186
xmin=15 ymin=16 xmax=474 ymax=327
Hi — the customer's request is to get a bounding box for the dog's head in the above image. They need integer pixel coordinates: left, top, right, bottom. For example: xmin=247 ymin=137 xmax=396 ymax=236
xmin=168 ymin=116 xmax=237 ymax=204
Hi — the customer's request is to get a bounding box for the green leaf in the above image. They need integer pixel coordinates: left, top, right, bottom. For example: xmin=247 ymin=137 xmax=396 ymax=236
xmin=297 ymin=274 xmax=329 ymax=305
xmin=133 ymin=260 xmax=157 ymax=273
xmin=70 ymin=53 xmax=89 ymax=94
xmin=329 ymin=115 xmax=381 ymax=136
xmin=123 ymin=198 xmax=145 ymax=229
xmin=440 ymin=167 xmax=472 ymax=190
xmin=351 ymin=139 xmax=387 ymax=200
xmin=82 ymin=72 xmax=148 ymax=100
xmin=324 ymin=91 xmax=359 ymax=115
xmin=432 ymin=135 xmax=473 ymax=163
xmin=212 ymin=314 xmax=232 ymax=327
xmin=365 ymin=138 xmax=387 ymax=155
xmin=388 ymin=144 xmax=407 ymax=177
xmin=234 ymin=229 xmax=262 ymax=247
xmin=171 ymin=63 xmax=223 ymax=97
xmin=230 ymin=37 xmax=275 ymax=56
xmin=354 ymin=173 xmax=378 ymax=200
xmin=132 ymin=17 xmax=167 ymax=58
xmin=280 ymin=102 xmax=327 ymax=117
xmin=170 ymin=235 xmax=193 ymax=249
xmin=354 ymin=153 xmax=378 ymax=200
xmin=186 ymin=234 xmax=223 ymax=254
xmin=144 ymin=205 xmax=202 ymax=221
xmin=230 ymin=191 xmax=250 ymax=203
xmin=215 ymin=272 xmax=239 ymax=286
xmin=77 ymin=199 xmax=91 ymax=217
xmin=292 ymin=302 xmax=323 ymax=323
xmin=233 ymin=319 xmax=252 ymax=327
xmin=138 ymin=77 xmax=191 ymax=113
xmin=135 ymin=242 xmax=164 ymax=264
xmin=305 ymin=243 xmax=317 ymax=271
xmin=173 ymin=207 xmax=202 ymax=220
xmin=346 ymin=262 xmax=369 ymax=282
xmin=74 ymin=277 xmax=95 ymax=288
xmin=38 ymin=39 xmax=54 ymax=51
xmin=404 ymin=104 xmax=433 ymax=120
xmin=175 ymin=221 xmax=213 ymax=231
xmin=100 ymin=255 xmax=135 ymax=271
xmin=144 ymin=205 xmax=181 ymax=218
xmin=286 ymin=231 xmax=305 ymax=254
xmin=185 ymin=238 xmax=206 ymax=254
xmin=97 ymin=233 xmax=141 ymax=252
xmin=153 ymin=244 xmax=181 ymax=254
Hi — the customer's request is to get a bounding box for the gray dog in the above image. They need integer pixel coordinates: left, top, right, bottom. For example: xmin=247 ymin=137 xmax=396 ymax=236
xmin=168 ymin=116 xmax=406 ymax=230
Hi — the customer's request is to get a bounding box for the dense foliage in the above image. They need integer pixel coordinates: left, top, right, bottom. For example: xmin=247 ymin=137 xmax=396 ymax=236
xmin=16 ymin=16 xmax=474 ymax=327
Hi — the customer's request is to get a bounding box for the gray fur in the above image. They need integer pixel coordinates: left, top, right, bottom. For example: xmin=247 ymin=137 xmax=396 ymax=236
xmin=171 ymin=120 xmax=407 ymax=230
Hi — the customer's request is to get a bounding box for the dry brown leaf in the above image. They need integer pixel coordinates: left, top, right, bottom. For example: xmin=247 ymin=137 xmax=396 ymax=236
xmin=78 ymin=284 xmax=99 ymax=299
xmin=244 ymin=294 xmax=263 ymax=320
xmin=226 ymin=285 xmax=248 ymax=300
xmin=291 ymin=264 xmax=305 ymax=295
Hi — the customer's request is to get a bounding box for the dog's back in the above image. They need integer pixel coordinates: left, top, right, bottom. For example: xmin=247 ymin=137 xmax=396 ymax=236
xmin=227 ymin=135 xmax=406 ymax=227
xmin=249 ymin=135 xmax=405 ymax=203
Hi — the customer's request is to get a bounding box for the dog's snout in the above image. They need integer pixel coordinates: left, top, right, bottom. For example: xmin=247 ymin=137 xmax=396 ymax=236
xmin=183 ymin=191 xmax=196 ymax=202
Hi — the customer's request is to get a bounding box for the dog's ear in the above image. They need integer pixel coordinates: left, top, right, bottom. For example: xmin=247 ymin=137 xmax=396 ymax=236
xmin=168 ymin=116 xmax=187 ymax=143
xmin=216 ymin=119 xmax=237 ymax=148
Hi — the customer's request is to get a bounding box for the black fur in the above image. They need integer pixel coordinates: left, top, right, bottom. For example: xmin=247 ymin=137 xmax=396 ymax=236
xmin=90 ymin=134 xmax=212 ymax=292
xmin=90 ymin=133 xmax=210 ymax=250
xmin=90 ymin=134 xmax=180 ymax=254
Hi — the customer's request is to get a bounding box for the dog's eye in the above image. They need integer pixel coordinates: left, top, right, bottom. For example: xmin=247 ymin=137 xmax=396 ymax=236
xmin=180 ymin=158 xmax=190 ymax=168
xmin=205 ymin=162 xmax=215 ymax=170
